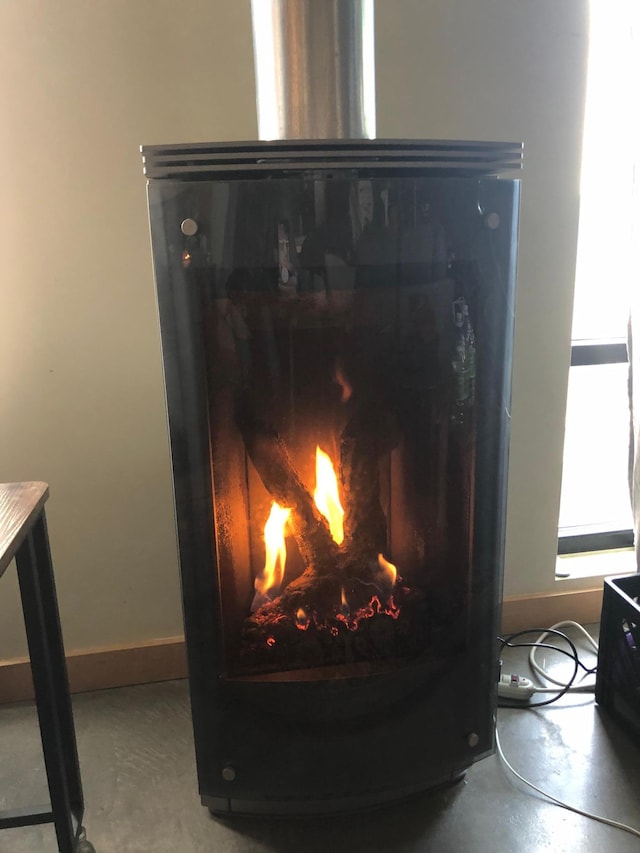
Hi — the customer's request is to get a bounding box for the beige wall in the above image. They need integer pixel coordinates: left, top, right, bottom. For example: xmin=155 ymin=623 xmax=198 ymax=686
xmin=0 ymin=1 xmax=588 ymax=660
xmin=374 ymin=0 xmax=588 ymax=598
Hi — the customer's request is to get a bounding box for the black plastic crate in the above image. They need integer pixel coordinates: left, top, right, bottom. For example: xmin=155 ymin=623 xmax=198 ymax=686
xmin=596 ymin=574 xmax=640 ymax=742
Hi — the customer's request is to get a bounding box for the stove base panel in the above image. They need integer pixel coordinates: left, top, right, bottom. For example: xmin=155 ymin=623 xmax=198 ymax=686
xmin=202 ymin=767 xmax=468 ymax=817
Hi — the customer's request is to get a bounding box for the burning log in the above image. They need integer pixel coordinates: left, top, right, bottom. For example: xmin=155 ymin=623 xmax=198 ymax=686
xmin=238 ymin=393 xmax=401 ymax=632
xmin=237 ymin=404 xmax=339 ymax=577
xmin=277 ymin=570 xmax=342 ymax=612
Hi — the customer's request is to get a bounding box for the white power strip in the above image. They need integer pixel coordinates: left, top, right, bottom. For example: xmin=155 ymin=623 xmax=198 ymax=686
xmin=497 ymin=672 xmax=535 ymax=700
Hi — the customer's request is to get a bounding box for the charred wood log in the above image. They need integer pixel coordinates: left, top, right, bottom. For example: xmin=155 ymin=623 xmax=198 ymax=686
xmin=237 ymin=404 xmax=339 ymax=576
xmin=276 ymin=552 xmax=395 ymax=615
xmin=340 ymin=403 xmax=400 ymax=558
xmin=238 ymin=398 xmax=400 ymax=623
xmin=278 ymin=570 xmax=341 ymax=612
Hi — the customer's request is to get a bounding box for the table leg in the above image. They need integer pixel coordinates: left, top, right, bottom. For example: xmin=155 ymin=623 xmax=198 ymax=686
xmin=15 ymin=511 xmax=84 ymax=853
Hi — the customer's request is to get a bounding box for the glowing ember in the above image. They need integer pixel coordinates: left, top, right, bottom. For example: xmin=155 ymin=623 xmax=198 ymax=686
xmin=313 ymin=446 xmax=344 ymax=544
xmin=252 ymin=501 xmax=291 ymax=611
xmin=377 ymin=553 xmax=397 ymax=585
xmin=384 ymin=595 xmax=401 ymax=620
xmin=295 ymin=607 xmax=310 ymax=631
xmin=266 ymin=636 xmax=276 ymax=647
xmin=337 ymin=595 xmax=401 ymax=631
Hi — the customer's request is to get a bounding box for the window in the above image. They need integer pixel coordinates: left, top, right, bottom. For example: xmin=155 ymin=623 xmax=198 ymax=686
xmin=557 ymin=0 xmax=639 ymax=562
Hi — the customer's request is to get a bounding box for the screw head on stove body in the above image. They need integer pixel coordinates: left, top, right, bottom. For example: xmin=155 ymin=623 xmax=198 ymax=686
xmin=222 ymin=765 xmax=236 ymax=782
xmin=180 ymin=218 xmax=199 ymax=236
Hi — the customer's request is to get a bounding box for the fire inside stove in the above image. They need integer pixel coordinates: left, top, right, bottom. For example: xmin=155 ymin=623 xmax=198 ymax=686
xmin=236 ymin=403 xmax=433 ymax=675
xmin=251 ymin=445 xmax=400 ymax=627
xmin=191 ymin=175 xmax=479 ymax=679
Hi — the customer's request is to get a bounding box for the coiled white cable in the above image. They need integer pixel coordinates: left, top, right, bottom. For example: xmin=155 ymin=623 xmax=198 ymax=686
xmin=528 ymin=620 xmax=598 ymax=693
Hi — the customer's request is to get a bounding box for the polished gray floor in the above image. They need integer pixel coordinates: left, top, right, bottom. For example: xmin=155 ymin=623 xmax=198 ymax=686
xmin=1 ymin=629 xmax=640 ymax=852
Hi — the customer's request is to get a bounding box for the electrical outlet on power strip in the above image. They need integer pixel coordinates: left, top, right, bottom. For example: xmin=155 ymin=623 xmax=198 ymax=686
xmin=497 ymin=672 xmax=535 ymax=700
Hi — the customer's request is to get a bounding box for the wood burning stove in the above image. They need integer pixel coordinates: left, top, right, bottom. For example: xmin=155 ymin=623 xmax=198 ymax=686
xmin=142 ymin=138 xmax=521 ymax=814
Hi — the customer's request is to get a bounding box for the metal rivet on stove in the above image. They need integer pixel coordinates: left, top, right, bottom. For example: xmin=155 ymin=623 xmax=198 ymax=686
xmin=180 ymin=218 xmax=198 ymax=236
xmin=485 ymin=212 xmax=500 ymax=230
xmin=222 ymin=765 xmax=236 ymax=782
xmin=467 ymin=732 xmax=480 ymax=748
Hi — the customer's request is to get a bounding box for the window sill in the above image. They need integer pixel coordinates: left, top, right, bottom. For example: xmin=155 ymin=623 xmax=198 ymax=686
xmin=555 ymin=547 xmax=636 ymax=582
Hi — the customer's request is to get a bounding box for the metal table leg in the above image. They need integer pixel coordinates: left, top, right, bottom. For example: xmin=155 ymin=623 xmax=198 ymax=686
xmin=13 ymin=511 xmax=85 ymax=852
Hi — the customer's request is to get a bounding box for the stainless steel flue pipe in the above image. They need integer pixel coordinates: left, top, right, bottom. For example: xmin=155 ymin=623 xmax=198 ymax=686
xmin=251 ymin=0 xmax=376 ymax=140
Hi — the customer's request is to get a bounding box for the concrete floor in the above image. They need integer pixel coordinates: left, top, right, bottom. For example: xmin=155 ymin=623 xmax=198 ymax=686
xmin=1 ymin=629 xmax=640 ymax=852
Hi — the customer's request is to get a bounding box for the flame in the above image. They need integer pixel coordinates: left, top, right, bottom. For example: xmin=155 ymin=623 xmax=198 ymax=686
xmin=377 ymin=553 xmax=397 ymax=585
xmin=313 ymin=446 xmax=344 ymax=544
xmin=251 ymin=452 xmax=404 ymax=636
xmin=340 ymin=586 xmax=349 ymax=615
xmin=252 ymin=501 xmax=290 ymax=610
xmin=295 ymin=607 xmax=310 ymax=631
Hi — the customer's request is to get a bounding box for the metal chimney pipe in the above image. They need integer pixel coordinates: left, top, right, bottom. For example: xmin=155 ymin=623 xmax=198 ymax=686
xmin=250 ymin=0 xmax=376 ymax=140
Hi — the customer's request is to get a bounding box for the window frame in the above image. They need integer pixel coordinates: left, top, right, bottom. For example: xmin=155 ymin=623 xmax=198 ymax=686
xmin=557 ymin=337 xmax=634 ymax=556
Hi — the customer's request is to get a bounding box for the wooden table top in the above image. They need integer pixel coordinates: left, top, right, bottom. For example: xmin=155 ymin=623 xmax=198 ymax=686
xmin=0 ymin=482 xmax=49 ymax=578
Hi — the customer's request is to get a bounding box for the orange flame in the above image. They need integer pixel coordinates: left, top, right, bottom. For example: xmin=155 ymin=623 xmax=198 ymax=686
xmin=252 ymin=501 xmax=291 ymax=610
xmin=377 ymin=553 xmax=397 ymax=585
xmin=340 ymin=586 xmax=349 ymax=613
xmin=295 ymin=607 xmax=310 ymax=631
xmin=314 ymin=446 xmax=344 ymax=545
